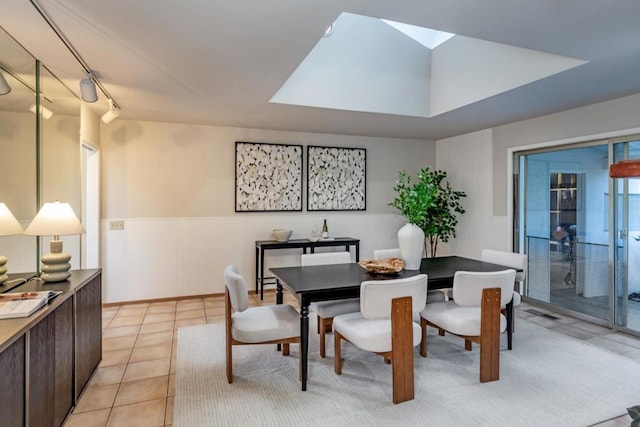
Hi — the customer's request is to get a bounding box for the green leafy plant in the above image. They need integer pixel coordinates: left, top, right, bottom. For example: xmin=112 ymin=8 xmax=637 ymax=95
xmin=389 ymin=168 xmax=437 ymax=226
xmin=389 ymin=167 xmax=467 ymax=258
xmin=420 ymin=169 xmax=467 ymax=258
xmin=629 ymin=405 xmax=640 ymax=427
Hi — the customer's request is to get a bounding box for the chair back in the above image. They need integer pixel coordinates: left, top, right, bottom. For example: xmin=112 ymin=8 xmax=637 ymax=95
xmin=373 ymin=248 xmax=401 ymax=260
xmin=224 ymin=265 xmax=249 ymax=312
xmin=452 ymin=270 xmax=517 ymax=307
xmin=360 ymin=274 xmax=428 ymax=320
xmin=301 ymin=251 xmax=351 ymax=266
xmin=481 ymin=249 xmax=527 ymax=282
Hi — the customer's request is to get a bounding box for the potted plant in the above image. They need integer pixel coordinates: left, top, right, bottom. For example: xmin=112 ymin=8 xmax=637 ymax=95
xmin=419 ymin=169 xmax=466 ymax=258
xmin=390 ymin=167 xmax=466 ymax=266
xmin=389 ymin=168 xmax=437 ymax=269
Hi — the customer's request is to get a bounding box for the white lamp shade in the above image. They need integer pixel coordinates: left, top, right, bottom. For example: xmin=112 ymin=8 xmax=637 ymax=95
xmin=24 ymin=202 xmax=85 ymax=236
xmin=0 ymin=203 xmax=23 ymax=236
xmin=80 ymin=77 xmax=98 ymax=103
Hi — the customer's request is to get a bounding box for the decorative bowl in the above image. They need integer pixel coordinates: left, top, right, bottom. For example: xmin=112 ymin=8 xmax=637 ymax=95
xmin=272 ymin=229 xmax=292 ymax=242
xmin=358 ymin=258 xmax=405 ymax=275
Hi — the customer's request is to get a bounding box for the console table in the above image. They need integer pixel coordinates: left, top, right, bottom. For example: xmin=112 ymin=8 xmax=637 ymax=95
xmin=0 ymin=269 xmax=102 ymax=427
xmin=255 ymin=237 xmax=360 ymax=300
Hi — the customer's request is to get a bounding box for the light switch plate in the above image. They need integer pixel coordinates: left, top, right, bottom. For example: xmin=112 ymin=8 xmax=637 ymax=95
xmin=109 ymin=220 xmax=125 ymax=231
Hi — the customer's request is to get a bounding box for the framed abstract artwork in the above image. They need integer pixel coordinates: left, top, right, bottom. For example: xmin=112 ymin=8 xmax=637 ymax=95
xmin=307 ymin=145 xmax=366 ymax=211
xmin=235 ymin=141 xmax=303 ymax=212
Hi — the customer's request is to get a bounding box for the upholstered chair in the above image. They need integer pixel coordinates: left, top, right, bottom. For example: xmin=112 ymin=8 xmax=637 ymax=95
xmin=223 ymin=265 xmax=300 ymax=384
xmin=333 ymin=274 xmax=428 ymax=403
xmin=420 ymin=269 xmax=516 ymax=383
xmin=374 ymin=248 xmax=447 ymax=303
xmin=480 ymin=249 xmax=527 ymax=349
xmin=301 ymin=252 xmax=359 ymax=358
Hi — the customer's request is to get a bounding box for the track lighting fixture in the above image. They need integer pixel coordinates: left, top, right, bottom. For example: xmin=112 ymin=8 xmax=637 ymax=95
xmin=101 ymin=98 xmax=120 ymax=124
xmin=0 ymin=71 xmax=10 ymax=95
xmin=79 ymin=72 xmax=98 ymax=103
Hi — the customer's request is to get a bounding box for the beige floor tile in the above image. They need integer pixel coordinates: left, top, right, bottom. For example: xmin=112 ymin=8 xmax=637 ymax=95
xmin=64 ymin=408 xmax=110 ymax=427
xmin=147 ymin=305 xmax=176 ymax=314
xmin=176 ymin=300 xmax=204 ymax=311
xmin=123 ymin=358 xmax=171 ymax=382
xmin=109 ymin=315 xmax=145 ymax=328
xmin=90 ymin=364 xmax=127 ymax=386
xmin=123 ymin=302 xmax=150 ymax=310
xmin=114 ymin=376 xmax=169 ymax=407
xmin=204 ymin=297 xmax=224 ymax=308
xmin=135 ymin=331 xmax=173 ymax=348
xmin=170 ymin=356 xmax=177 ymax=375
xmin=103 ymin=325 xmax=142 ymax=338
xmin=74 ymin=384 xmax=119 ymax=413
xmin=149 ymin=300 xmax=176 ymax=308
xmin=168 ymin=374 xmax=175 ymax=397
xmin=100 ymin=349 xmax=132 ymax=367
xmin=205 ymin=306 xmax=225 ymax=316
xmin=116 ymin=307 xmax=148 ymax=317
xmin=175 ymin=317 xmax=206 ymax=328
xmin=144 ymin=313 xmax=176 ymax=324
xmin=165 ymin=396 xmax=174 ymax=426
xmin=175 ymin=309 xmax=205 ymax=320
xmin=130 ymin=343 xmax=173 ymax=363
xmin=107 ymin=398 xmax=166 ymax=427
xmin=103 ymin=335 xmax=137 ymax=352
xmin=140 ymin=321 xmax=175 ymax=335
xmin=206 ymin=315 xmax=224 ymax=324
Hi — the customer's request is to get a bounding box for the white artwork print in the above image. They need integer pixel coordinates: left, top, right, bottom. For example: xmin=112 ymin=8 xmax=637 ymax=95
xmin=235 ymin=142 xmax=302 ymax=211
xmin=307 ymin=146 xmax=366 ymax=210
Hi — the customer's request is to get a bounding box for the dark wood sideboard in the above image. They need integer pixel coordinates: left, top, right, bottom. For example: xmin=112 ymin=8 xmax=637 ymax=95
xmin=0 ymin=269 xmax=102 ymax=427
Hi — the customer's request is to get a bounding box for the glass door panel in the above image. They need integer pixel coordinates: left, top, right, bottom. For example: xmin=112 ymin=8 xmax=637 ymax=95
xmin=613 ymin=140 xmax=640 ymax=333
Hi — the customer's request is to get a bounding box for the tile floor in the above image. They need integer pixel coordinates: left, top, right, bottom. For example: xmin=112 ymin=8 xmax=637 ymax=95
xmin=62 ymin=292 xmax=639 ymax=427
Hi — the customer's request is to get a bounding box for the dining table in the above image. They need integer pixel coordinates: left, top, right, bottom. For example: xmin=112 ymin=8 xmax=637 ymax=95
xmin=270 ymin=255 xmax=522 ymax=391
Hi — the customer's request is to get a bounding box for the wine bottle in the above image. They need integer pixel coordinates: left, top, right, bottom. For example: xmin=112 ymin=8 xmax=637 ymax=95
xmin=322 ymin=219 xmax=328 ymax=238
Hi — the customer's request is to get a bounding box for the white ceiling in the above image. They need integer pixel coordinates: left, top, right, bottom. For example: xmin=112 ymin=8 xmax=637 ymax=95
xmin=2 ymin=0 xmax=640 ymax=140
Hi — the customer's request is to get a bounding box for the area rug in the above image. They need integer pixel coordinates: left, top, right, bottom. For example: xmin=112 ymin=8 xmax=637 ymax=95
xmin=174 ymin=319 xmax=640 ymax=427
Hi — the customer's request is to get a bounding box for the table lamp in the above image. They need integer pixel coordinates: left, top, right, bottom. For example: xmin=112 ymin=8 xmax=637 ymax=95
xmin=24 ymin=201 xmax=85 ymax=282
xmin=0 ymin=203 xmax=24 ymax=284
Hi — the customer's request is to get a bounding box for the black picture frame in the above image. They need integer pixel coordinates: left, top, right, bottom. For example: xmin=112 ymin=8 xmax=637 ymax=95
xmin=235 ymin=141 xmax=303 ymax=212
xmin=307 ymin=145 xmax=366 ymax=211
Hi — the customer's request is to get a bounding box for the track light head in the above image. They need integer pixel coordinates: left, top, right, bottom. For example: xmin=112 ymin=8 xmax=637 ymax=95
xmin=0 ymin=71 xmax=11 ymax=95
xmin=79 ymin=72 xmax=98 ymax=103
xmin=101 ymin=98 xmax=120 ymax=124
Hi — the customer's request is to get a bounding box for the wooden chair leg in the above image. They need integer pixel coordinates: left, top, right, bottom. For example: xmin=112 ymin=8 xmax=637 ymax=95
xmin=282 ymin=343 xmax=290 ymax=356
xmin=226 ymin=341 xmax=233 ymax=384
xmin=334 ymin=331 xmax=343 ymax=375
xmin=391 ymin=296 xmax=414 ymax=404
xmin=317 ymin=315 xmax=320 ymax=334
xmin=465 ymin=340 xmax=472 ymax=351
xmin=420 ymin=317 xmax=427 ymax=357
xmin=319 ymin=318 xmax=327 ymax=358
xmin=439 ymin=328 xmax=445 ymax=336
xmin=479 ymin=288 xmax=501 ymax=383
xmin=225 ymin=289 xmax=233 ymax=384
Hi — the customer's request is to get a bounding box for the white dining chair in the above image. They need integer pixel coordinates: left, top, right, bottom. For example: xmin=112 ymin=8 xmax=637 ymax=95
xmin=333 ymin=274 xmax=428 ymax=403
xmin=374 ymin=248 xmax=447 ymax=303
xmin=481 ymin=249 xmax=527 ymax=349
xmin=223 ymin=265 xmax=300 ymax=384
xmin=301 ymin=251 xmax=359 ymax=358
xmin=419 ymin=269 xmax=516 ymax=383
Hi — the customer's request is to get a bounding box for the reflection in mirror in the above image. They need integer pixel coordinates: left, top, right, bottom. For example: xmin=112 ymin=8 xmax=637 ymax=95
xmin=0 ymin=25 xmax=37 ymax=275
xmin=39 ymin=64 xmax=82 ymax=271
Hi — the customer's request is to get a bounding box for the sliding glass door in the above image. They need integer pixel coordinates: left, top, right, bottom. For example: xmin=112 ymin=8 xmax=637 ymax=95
xmin=519 ymin=143 xmax=611 ymax=322
xmin=612 ymin=138 xmax=640 ymax=333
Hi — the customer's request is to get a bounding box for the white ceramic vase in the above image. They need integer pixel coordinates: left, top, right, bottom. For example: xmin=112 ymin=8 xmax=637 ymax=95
xmin=398 ymin=223 xmax=424 ymax=270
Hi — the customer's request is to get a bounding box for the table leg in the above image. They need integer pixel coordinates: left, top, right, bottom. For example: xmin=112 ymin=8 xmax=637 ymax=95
xmin=300 ymin=303 xmax=309 ymax=391
xmin=355 ymin=243 xmax=360 ymax=261
xmin=506 ymin=299 xmax=513 ymax=350
xmin=260 ymin=248 xmax=266 ymax=300
xmin=255 ymin=246 xmax=259 ymax=295
xmin=276 ymin=280 xmax=283 ymax=352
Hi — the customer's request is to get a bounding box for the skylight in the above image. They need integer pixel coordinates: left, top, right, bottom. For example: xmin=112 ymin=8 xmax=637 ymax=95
xmin=381 ymin=19 xmax=455 ymax=49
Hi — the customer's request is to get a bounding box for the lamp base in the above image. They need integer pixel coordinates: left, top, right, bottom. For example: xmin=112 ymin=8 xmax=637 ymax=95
xmin=0 ymin=255 xmax=7 ymax=284
xmin=41 ymin=251 xmax=72 ymax=282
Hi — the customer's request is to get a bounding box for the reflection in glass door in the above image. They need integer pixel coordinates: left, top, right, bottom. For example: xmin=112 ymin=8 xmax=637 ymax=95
xmin=520 ymin=143 xmax=611 ymax=321
xmin=612 ymin=139 xmax=640 ymax=333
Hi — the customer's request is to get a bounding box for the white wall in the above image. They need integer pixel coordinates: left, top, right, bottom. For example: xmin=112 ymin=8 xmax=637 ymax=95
xmin=100 ymin=120 xmax=435 ymax=303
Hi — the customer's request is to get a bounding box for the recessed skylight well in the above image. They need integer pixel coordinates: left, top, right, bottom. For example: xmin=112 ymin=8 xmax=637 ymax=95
xmin=381 ymin=19 xmax=455 ymax=49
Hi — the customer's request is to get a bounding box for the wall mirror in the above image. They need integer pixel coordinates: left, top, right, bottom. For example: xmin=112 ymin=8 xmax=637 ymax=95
xmin=0 ymin=24 xmax=82 ymax=277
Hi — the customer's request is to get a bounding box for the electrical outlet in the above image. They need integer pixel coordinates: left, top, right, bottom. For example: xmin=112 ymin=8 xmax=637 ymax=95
xmin=109 ymin=220 xmax=125 ymax=231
